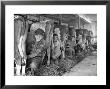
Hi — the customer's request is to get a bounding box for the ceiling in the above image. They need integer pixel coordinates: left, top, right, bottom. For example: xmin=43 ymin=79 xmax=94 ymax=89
xmin=17 ymin=14 xmax=97 ymax=25
xmin=79 ymin=14 xmax=97 ymax=23
xmin=42 ymin=14 xmax=97 ymax=24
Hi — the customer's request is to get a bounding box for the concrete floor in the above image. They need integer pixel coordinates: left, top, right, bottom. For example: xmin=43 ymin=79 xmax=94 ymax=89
xmin=63 ymin=51 xmax=97 ymax=76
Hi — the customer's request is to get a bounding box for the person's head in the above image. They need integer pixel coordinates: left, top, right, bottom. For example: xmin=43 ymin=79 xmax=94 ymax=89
xmin=34 ymin=28 xmax=45 ymax=42
xmin=53 ymin=34 xmax=58 ymax=42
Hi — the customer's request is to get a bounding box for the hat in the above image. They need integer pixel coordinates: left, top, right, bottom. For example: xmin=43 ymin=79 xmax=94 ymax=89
xmin=34 ymin=28 xmax=45 ymax=38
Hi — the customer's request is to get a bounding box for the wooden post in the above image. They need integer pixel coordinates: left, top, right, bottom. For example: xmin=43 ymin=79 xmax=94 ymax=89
xmin=78 ymin=16 xmax=81 ymax=29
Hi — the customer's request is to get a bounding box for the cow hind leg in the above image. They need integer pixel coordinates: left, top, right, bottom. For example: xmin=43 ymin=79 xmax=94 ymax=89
xmin=18 ymin=36 xmax=27 ymax=76
xmin=21 ymin=64 xmax=26 ymax=76
xmin=16 ymin=64 xmax=21 ymax=76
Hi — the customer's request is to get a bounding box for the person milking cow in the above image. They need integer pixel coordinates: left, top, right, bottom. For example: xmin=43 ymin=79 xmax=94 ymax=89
xmin=52 ymin=28 xmax=62 ymax=64
xmin=27 ymin=28 xmax=46 ymax=75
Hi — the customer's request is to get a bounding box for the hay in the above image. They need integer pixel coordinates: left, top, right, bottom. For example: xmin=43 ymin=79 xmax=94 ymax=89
xmin=58 ymin=58 xmax=76 ymax=74
xmin=38 ymin=63 xmax=59 ymax=76
xmin=25 ymin=49 xmax=92 ymax=76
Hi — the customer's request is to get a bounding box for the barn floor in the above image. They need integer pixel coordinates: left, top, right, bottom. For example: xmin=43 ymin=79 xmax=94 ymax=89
xmin=63 ymin=51 xmax=97 ymax=76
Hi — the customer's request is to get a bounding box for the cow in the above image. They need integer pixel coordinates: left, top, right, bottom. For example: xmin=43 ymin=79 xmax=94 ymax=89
xmin=14 ymin=15 xmax=28 ymax=76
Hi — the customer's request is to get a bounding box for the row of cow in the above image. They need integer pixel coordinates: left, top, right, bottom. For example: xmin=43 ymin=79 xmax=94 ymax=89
xmin=14 ymin=15 xmax=94 ymax=76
